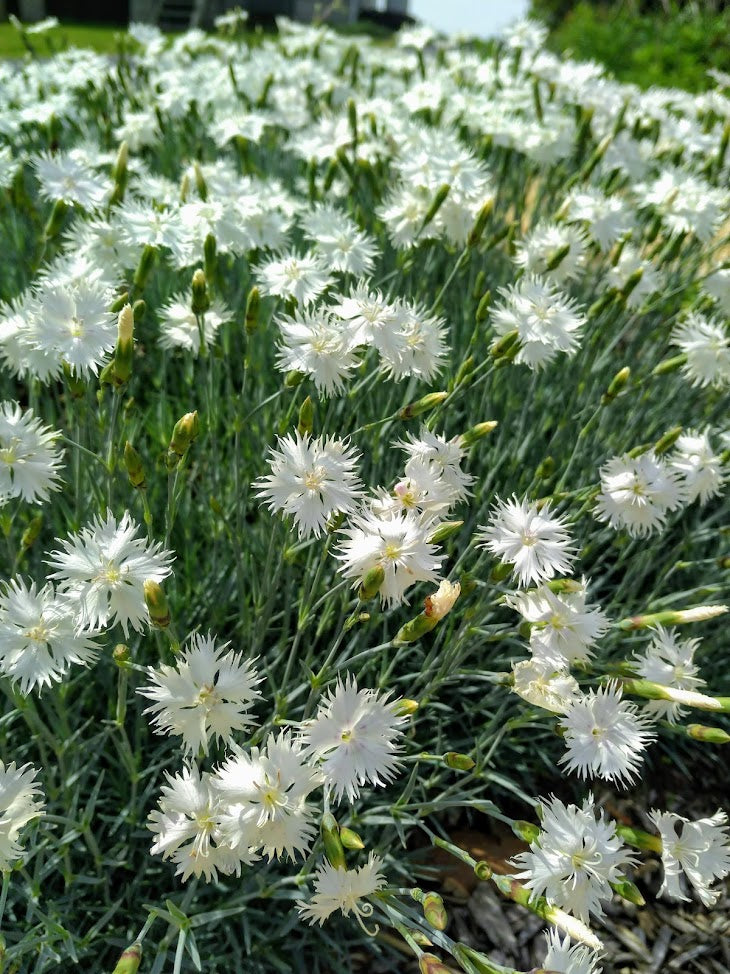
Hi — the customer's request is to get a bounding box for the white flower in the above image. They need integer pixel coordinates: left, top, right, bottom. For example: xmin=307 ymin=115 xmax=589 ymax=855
xmin=254 ymin=432 xmax=363 ymax=538
xmin=33 ymin=151 xmax=106 ymax=210
xmin=139 ymin=633 xmax=262 ymax=754
xmin=374 ymin=301 xmax=447 ymax=382
xmin=157 ymin=295 xmax=231 ymax=354
xmin=0 ymin=401 xmax=64 ymax=505
xmin=513 ymin=222 xmax=587 ymax=285
xmin=214 ymin=731 xmax=320 ymax=832
xmin=0 ymin=578 xmax=100 ymax=694
xmin=257 ymin=252 xmax=332 ymax=306
xmin=559 ymin=683 xmax=655 ymax=786
xmin=46 ymin=511 xmax=174 ymax=635
xmin=35 ymin=281 xmax=116 ymax=377
xmin=565 ymin=189 xmax=633 ymax=250
xmin=650 ymin=809 xmax=730 ymax=907
xmin=703 ymin=266 xmax=730 ymax=314
xmin=149 ymin=764 xmax=256 ymax=882
xmin=595 ymin=451 xmax=687 ymax=537
xmin=512 ymin=657 xmax=580 ymax=714
xmin=671 ymin=313 xmax=730 ymax=388
xmin=275 ymin=310 xmax=360 ymax=395
xmin=336 ymin=507 xmax=444 ymax=607
xmin=670 ymin=429 xmax=725 ymax=504
xmin=297 ymin=853 xmax=386 ymax=930
xmin=300 ymin=676 xmax=406 ymax=803
xmin=506 ymin=580 xmax=609 ymax=665
xmin=542 ymin=930 xmax=602 ymax=974
xmin=477 ymin=496 xmax=576 ymax=587
xmin=641 ymin=169 xmax=727 ymax=241
xmin=0 ymin=761 xmax=45 ymax=870
xmin=605 ymin=245 xmax=661 ymax=308
xmin=632 ymin=626 xmax=704 ymax=723
xmin=511 ymin=794 xmax=635 ymax=923
xmin=490 ymin=276 xmax=586 ymax=370
xmin=331 ymin=285 xmax=404 ymax=346
xmin=308 ymin=212 xmax=377 ymax=277
xmin=397 ymin=428 xmax=474 ymax=504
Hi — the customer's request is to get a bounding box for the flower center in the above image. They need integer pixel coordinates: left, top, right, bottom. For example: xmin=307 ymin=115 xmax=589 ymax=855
xmin=303 ymin=467 xmax=326 ymax=491
xmin=69 ymin=314 xmax=84 ymax=338
xmin=384 ymin=542 xmax=401 ymax=561
xmin=25 ymin=623 xmax=50 ymax=643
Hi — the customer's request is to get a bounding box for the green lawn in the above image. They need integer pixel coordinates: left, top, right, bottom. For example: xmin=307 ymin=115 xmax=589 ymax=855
xmin=0 ymin=21 xmax=126 ymax=56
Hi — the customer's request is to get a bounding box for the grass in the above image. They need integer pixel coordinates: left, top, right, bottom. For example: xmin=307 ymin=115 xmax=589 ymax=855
xmin=0 ymin=21 xmax=128 ymax=57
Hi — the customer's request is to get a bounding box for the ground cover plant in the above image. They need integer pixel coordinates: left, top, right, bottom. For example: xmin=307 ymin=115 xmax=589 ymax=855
xmin=0 ymin=11 xmax=729 ymax=974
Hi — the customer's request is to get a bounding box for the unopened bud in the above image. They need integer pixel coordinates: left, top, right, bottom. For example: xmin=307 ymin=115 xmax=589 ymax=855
xmin=621 ymin=267 xmax=644 ymax=299
xmin=420 ymin=183 xmax=450 ymax=233
xmin=285 ymin=370 xmax=306 ymax=388
xmin=545 ymin=243 xmax=571 ymax=272
xmin=21 ymin=514 xmax=43 ymax=551
xmin=113 ymin=643 xmax=131 ymax=667
xmin=424 ymin=580 xmax=460 ymax=621
xmin=133 ymin=299 xmax=145 ymax=322
xmin=602 ymin=366 xmax=630 ymax=404
xmin=467 ymin=198 xmax=495 ymax=248
xmin=617 ymin=604 xmax=727 ymax=630
xmin=610 ymin=877 xmax=645 ymax=907
xmin=193 ymin=161 xmax=208 ymax=201
xmin=110 ymin=141 xmax=129 ymax=204
xmin=475 ymin=289 xmax=491 ymax=322
xmin=321 ymin=813 xmax=346 ymax=869
xmin=112 ymin=304 xmax=135 ymax=385
xmin=347 ymin=97 xmax=358 ymax=144
xmin=473 ymin=860 xmax=492 ymax=881
xmin=394 ymin=698 xmax=419 ymax=716
xmin=419 ymin=953 xmax=452 ymax=974
xmin=509 ymin=821 xmax=539 ymax=846
xmin=654 ymin=425 xmax=682 ymax=455
xmin=124 ymin=441 xmax=146 ymax=489
xmin=110 ymin=291 xmax=130 ymax=313
xmin=339 ymin=827 xmax=365 ymax=850
xmin=133 ymin=244 xmax=157 ymax=292
xmin=245 ymin=287 xmax=260 ymax=334
xmin=359 ymin=565 xmax=385 ymax=601
xmin=394 ymin=614 xmax=436 ymax=644
xmin=428 ymin=520 xmax=463 ymax=545
xmin=490 ymin=562 xmax=513 ymax=583
xmin=535 ymin=456 xmax=555 ymax=480
xmin=167 ymin=411 xmax=199 ymax=468
xmin=459 ymin=421 xmax=498 ymax=448
xmin=191 ymin=268 xmax=209 ymax=315
xmin=144 ymin=580 xmax=171 ymax=629
xmin=489 ymin=329 xmax=520 ymax=360
xmin=204 ymin=233 xmax=217 ymax=290
xmin=651 ymin=352 xmax=685 ymax=377
xmin=298 ymin=396 xmax=314 ymax=437
xmin=443 ymin=752 xmax=475 ymax=771
xmin=422 ymin=892 xmax=448 ymax=930
xmin=111 ymin=942 xmax=142 ymax=974
xmin=398 ymin=391 xmax=448 ymax=420
xmin=687 ymin=723 xmax=730 ymax=744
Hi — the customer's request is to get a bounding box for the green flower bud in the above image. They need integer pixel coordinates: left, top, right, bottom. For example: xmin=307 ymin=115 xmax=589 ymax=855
xmin=475 ymin=289 xmax=491 ymax=322
xmin=191 ymin=268 xmax=210 ymax=315
xmin=110 ymin=291 xmax=130 ymax=313
xmin=111 ymin=942 xmax=142 ymax=974
xmin=285 ymin=370 xmax=306 ymax=388
xmin=398 ymin=391 xmax=448 ymax=420
xmin=358 ymin=565 xmax=385 ymax=601
xmin=512 ymin=820 xmax=540 ymax=844
xmin=653 ymin=353 xmax=687 ymax=376
xmin=610 ymin=877 xmax=645 ymax=907
xmin=602 ymin=366 xmax=630 ymax=404
xmin=298 ymin=396 xmax=314 ymax=437
xmin=428 ymin=520 xmax=464 ymax=544
xmin=420 ymin=183 xmax=451 ymax=234
xmin=443 ymin=752 xmax=475 ymax=771
xmin=394 ymin=698 xmax=419 ymax=716
xmin=321 ymin=812 xmax=346 ymax=869
xmin=467 ymin=198 xmax=494 ymax=248
xmin=473 ymin=860 xmax=492 ymax=881
xmin=112 ymin=304 xmax=135 ymax=386
xmin=339 ymin=827 xmax=365 ymax=850
xmin=43 ymin=198 xmax=68 ymax=240
xmin=422 ymin=891 xmax=448 ymax=930
xmin=132 ymin=244 xmax=157 ymax=292
xmin=545 ymin=242 xmax=571 ymax=272
xmin=459 ymin=422 xmax=498 ymax=448
xmin=654 ymin=425 xmax=682 ymax=455
xmin=193 ymin=161 xmax=208 ymax=202
xmin=124 ymin=441 xmax=146 ymax=489
xmin=419 ymin=954 xmax=452 ymax=974
xmin=113 ymin=643 xmax=131 ymax=668
xmin=167 ymin=411 xmax=199 ymax=469
xmin=245 ymin=287 xmax=260 ymax=335
xmin=21 ymin=514 xmax=43 ymax=551
xmin=687 ymin=723 xmax=730 ymax=744
xmin=489 ymin=329 xmax=520 ymax=360
xmin=204 ymin=233 xmax=217 ymax=291
xmin=144 ymin=580 xmax=171 ymax=630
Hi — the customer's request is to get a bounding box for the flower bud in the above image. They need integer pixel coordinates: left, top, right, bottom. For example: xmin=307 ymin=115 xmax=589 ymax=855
xmin=321 ymin=812 xmax=346 ymax=869
xmin=467 ymin=199 xmax=494 ymax=248
xmin=112 ymin=304 xmax=135 ymax=386
xmin=21 ymin=514 xmax=43 ymax=551
xmin=620 ymin=267 xmax=644 ymax=300
xmin=459 ymin=422 xmax=497 ymax=448
xmin=144 ymin=581 xmax=171 ymax=629
xmin=610 ymin=877 xmax=645 ymax=907
xmin=424 ymin=580 xmax=460 ymax=621
xmin=687 ymin=723 xmax=730 ymax=744
xmin=298 ymin=396 xmax=314 ymax=437
xmin=615 ymin=824 xmax=662 ymax=853
xmin=193 ymin=161 xmax=208 ymax=202
xmin=113 ymin=643 xmax=131 ymax=668
xmin=545 ymin=242 xmax=571 ymax=273
xmin=133 ymin=299 xmax=146 ymax=323
xmin=512 ymin=820 xmax=541 ymax=844
xmin=359 ymin=565 xmax=385 ymax=601
xmin=285 ymin=370 xmax=306 ymax=388
xmin=124 ymin=441 xmax=146 ymax=489
xmin=489 ymin=329 xmax=520 ymax=360
xmin=653 ymin=353 xmax=688 ymax=377
xmin=443 ymin=752 xmax=475 ymax=771
xmin=654 ymin=425 xmax=682 ymax=456
xmin=617 ymin=604 xmax=727 ymax=630
xmin=133 ymin=244 xmax=157 ymax=293
xmin=602 ymin=366 xmax=630 ymax=404
xmin=398 ymin=391 xmax=448 ymax=420
xmin=111 ymin=943 xmax=142 ymax=974
xmin=535 ymin=456 xmax=555 ymax=480
xmin=110 ymin=291 xmax=130 ymax=313
xmin=473 ymin=860 xmax=492 ymax=881
xmin=489 ymin=562 xmax=513 ymax=583
xmin=422 ymin=892 xmax=448 ymax=931
xmin=475 ymin=289 xmax=491 ymax=322
xmin=339 ymin=827 xmax=365 ymax=850
xmin=347 ymin=97 xmax=358 ymax=145
xmin=428 ymin=520 xmax=464 ymax=545
xmin=191 ymin=268 xmax=210 ymax=316
xmin=419 ymin=183 xmax=450 ymax=234
xmin=204 ymin=233 xmax=217 ymax=290
xmin=168 ymin=411 xmax=199 ymax=467
xmin=419 ymin=954 xmax=452 ymax=974
xmin=394 ymin=698 xmax=419 ymax=716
